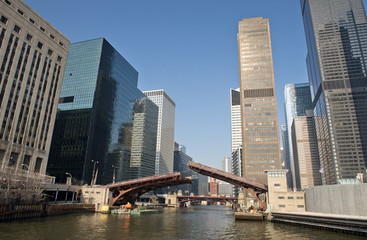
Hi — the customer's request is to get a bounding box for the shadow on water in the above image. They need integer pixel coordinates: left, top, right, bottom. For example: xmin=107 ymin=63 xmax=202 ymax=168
xmin=0 ymin=206 xmax=364 ymax=240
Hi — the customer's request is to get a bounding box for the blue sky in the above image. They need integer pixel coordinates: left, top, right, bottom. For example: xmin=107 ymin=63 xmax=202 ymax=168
xmin=25 ymin=0 xmax=367 ymax=169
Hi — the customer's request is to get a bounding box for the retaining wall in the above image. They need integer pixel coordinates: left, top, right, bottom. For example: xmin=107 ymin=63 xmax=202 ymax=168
xmin=305 ymin=184 xmax=367 ymax=216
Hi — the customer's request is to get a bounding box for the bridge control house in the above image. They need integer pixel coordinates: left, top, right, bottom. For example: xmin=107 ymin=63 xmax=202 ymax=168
xmin=265 ymin=169 xmax=305 ymax=212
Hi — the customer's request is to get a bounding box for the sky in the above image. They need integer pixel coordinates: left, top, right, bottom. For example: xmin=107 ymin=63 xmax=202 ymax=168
xmin=24 ymin=0 xmax=367 ymax=170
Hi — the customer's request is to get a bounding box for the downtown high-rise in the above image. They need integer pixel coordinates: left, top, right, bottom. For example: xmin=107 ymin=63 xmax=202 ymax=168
xmin=301 ymin=0 xmax=367 ymax=184
xmin=143 ymin=90 xmax=175 ymax=175
xmin=47 ymin=38 xmax=158 ymax=184
xmin=230 ymin=88 xmax=242 ymax=152
xmin=237 ymin=17 xmax=282 ymax=184
xmin=0 ymin=0 xmax=69 ymax=174
xmin=284 ymin=83 xmax=313 ymax=189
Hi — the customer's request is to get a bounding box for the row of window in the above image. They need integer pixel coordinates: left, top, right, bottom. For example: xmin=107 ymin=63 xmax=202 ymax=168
xmin=3 ymin=0 xmax=65 ymax=48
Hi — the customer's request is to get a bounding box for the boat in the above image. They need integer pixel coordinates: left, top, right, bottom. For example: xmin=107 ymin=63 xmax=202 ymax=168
xmin=234 ymin=212 xmax=264 ymax=221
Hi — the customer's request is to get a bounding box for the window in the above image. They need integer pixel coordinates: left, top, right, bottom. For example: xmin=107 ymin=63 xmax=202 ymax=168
xmin=48 ymin=49 xmax=53 ymax=56
xmin=5 ymin=0 xmax=11 ymax=5
xmin=0 ymin=16 xmax=8 ymax=24
xmin=279 ymin=205 xmax=286 ymax=208
xmin=288 ymin=196 xmax=294 ymax=200
xmin=297 ymin=205 xmax=304 ymax=208
xmin=274 ymin=183 xmax=281 ymax=187
xmin=59 ymin=41 xmax=64 ymax=46
xmin=26 ymin=34 xmax=32 ymax=41
xmin=17 ymin=9 xmax=24 ymax=15
xmin=297 ymin=196 xmax=304 ymax=200
xmin=29 ymin=18 xmax=35 ymax=24
xmin=50 ymin=34 xmax=55 ymax=40
xmin=278 ymin=196 xmax=285 ymax=199
xmin=85 ymin=191 xmax=89 ymax=194
xmin=96 ymin=192 xmax=100 ymax=194
xmin=40 ymin=26 xmax=45 ymax=32
xmin=37 ymin=42 xmax=43 ymax=49
xmin=13 ymin=25 xmax=21 ymax=33
xmin=57 ymin=56 xmax=62 ymax=62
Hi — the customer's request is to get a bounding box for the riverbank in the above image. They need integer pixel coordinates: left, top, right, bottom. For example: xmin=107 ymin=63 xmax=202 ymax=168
xmin=0 ymin=203 xmax=94 ymax=222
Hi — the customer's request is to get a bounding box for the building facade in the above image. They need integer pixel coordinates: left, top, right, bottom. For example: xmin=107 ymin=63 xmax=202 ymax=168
xmin=301 ymin=0 xmax=367 ymax=184
xmin=173 ymin=142 xmax=193 ymax=194
xmin=281 ymin=125 xmax=292 ymax=189
xmin=47 ymin=38 xmax=158 ymax=184
xmin=0 ymin=0 xmax=69 ymax=174
xmin=292 ymin=110 xmax=322 ymax=189
xmin=143 ymin=90 xmax=175 ymax=175
xmin=222 ymin=156 xmax=232 ymax=173
xmin=230 ymin=88 xmax=242 ymax=152
xmin=284 ymin=83 xmax=313 ymax=189
xmin=237 ymin=17 xmax=282 ymax=184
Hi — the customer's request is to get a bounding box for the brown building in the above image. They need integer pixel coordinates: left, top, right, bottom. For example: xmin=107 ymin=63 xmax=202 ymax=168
xmin=237 ymin=17 xmax=281 ymax=185
xmin=292 ymin=111 xmax=322 ymax=190
xmin=208 ymin=177 xmax=218 ymax=196
xmin=0 ymin=0 xmax=69 ymax=174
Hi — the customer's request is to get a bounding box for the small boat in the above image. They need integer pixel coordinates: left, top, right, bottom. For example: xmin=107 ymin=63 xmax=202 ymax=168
xmin=130 ymin=209 xmax=159 ymax=215
xmin=234 ymin=212 xmax=264 ymax=221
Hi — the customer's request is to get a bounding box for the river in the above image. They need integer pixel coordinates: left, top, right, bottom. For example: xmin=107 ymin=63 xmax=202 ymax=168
xmin=0 ymin=206 xmax=363 ymax=239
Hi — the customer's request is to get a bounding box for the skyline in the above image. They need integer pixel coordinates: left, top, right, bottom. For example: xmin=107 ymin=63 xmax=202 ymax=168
xmin=24 ymin=0 xmax=367 ymax=170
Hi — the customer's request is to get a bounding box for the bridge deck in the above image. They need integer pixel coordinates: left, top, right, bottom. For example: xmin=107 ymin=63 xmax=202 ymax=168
xmin=188 ymin=161 xmax=267 ymax=192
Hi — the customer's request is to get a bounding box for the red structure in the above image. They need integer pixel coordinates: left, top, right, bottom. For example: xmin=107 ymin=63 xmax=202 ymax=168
xmin=106 ymin=172 xmax=193 ymax=205
xmin=188 ymin=161 xmax=268 ymax=210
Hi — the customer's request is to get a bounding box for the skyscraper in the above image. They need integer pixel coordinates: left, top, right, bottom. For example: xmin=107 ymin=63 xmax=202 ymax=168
xmin=143 ymin=90 xmax=176 ymax=175
xmin=292 ymin=110 xmax=322 ymax=189
xmin=173 ymin=142 xmax=192 ymax=194
xmin=0 ymin=0 xmax=69 ymax=174
xmin=222 ymin=156 xmax=232 ymax=173
xmin=237 ymin=17 xmax=282 ymax=184
xmin=230 ymin=88 xmax=242 ymax=152
xmin=47 ymin=38 xmax=158 ymax=184
xmin=284 ymin=83 xmax=313 ymax=189
xmin=301 ymin=0 xmax=367 ymax=184
xmin=281 ymin=125 xmax=292 ymax=189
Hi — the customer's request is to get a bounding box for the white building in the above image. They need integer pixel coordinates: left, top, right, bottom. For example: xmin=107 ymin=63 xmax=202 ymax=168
xmin=230 ymin=88 xmax=242 ymax=152
xmin=143 ymin=90 xmax=175 ymax=175
xmin=0 ymin=0 xmax=69 ymax=174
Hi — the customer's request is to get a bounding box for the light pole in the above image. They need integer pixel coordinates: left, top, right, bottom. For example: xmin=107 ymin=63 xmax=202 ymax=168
xmin=21 ymin=164 xmax=29 ymax=182
xmin=91 ymin=160 xmax=98 ymax=185
xmin=66 ymin=172 xmax=72 ymax=185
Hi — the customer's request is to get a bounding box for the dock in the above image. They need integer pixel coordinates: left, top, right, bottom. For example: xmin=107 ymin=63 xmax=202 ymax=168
xmin=271 ymin=211 xmax=367 ymax=236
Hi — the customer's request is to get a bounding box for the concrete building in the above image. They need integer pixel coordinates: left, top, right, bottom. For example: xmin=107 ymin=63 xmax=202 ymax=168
xmin=143 ymin=90 xmax=176 ymax=175
xmin=0 ymin=0 xmax=69 ymax=174
xmin=301 ymin=0 xmax=367 ymax=184
xmin=292 ymin=110 xmax=322 ymax=190
xmin=47 ymin=38 xmax=158 ymax=184
xmin=218 ymin=181 xmax=232 ymax=197
xmin=230 ymin=88 xmax=242 ymax=152
xmin=237 ymin=17 xmax=282 ymax=185
xmin=265 ymin=169 xmax=305 ymax=213
xmin=284 ymin=83 xmax=313 ymax=189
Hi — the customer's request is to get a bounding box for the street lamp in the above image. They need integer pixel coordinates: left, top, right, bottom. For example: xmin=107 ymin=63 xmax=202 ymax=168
xmin=66 ymin=172 xmax=72 ymax=185
xmin=91 ymin=160 xmax=99 ymax=185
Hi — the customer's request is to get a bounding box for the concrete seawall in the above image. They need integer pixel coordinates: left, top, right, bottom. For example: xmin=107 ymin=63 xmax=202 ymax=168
xmin=305 ymin=183 xmax=367 ymax=216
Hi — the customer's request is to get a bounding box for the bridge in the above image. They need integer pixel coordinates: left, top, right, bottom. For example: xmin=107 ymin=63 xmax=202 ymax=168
xmin=177 ymin=195 xmax=237 ymax=205
xmin=188 ymin=161 xmax=268 ymax=209
xmin=106 ymin=172 xmax=193 ymax=205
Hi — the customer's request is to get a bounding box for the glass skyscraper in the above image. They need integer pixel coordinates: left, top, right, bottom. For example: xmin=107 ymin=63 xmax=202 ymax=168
xmin=237 ymin=17 xmax=282 ymax=185
xmin=47 ymin=38 xmax=158 ymax=184
xmin=301 ymin=0 xmax=367 ymax=184
xmin=284 ymin=83 xmax=313 ymax=189
xmin=0 ymin=0 xmax=69 ymax=175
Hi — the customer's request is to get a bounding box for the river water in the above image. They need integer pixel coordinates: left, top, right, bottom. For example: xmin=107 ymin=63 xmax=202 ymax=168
xmin=0 ymin=206 xmax=363 ymax=240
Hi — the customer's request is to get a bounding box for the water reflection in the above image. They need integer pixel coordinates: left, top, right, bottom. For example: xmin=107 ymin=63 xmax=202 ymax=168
xmin=0 ymin=206 xmax=364 ymax=240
